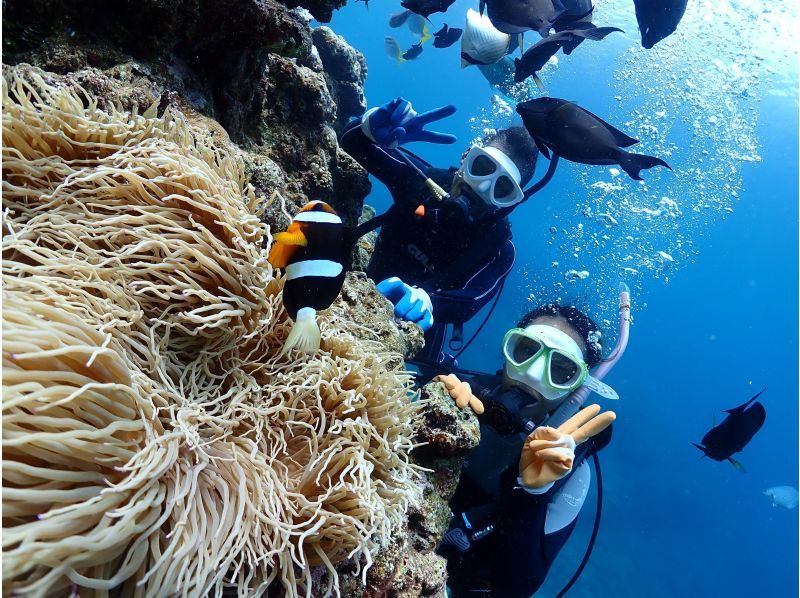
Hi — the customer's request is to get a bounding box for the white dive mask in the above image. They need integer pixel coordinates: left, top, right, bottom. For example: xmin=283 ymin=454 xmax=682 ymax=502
xmin=458 ymin=145 xmax=525 ymax=208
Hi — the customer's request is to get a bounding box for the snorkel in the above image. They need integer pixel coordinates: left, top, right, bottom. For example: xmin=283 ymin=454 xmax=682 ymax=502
xmin=548 ymin=283 xmax=632 ymax=428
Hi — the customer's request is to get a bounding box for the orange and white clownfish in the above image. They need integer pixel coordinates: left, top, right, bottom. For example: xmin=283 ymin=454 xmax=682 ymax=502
xmin=268 ymin=201 xmax=350 ymax=356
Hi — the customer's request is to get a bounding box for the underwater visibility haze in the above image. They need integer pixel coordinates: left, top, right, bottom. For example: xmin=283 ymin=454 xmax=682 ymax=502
xmin=329 ymin=0 xmax=799 ymax=595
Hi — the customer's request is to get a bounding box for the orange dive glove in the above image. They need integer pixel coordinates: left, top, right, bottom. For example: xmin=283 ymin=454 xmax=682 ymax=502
xmin=518 ymin=404 xmax=616 ymax=490
xmin=434 ymin=374 xmax=485 ymax=415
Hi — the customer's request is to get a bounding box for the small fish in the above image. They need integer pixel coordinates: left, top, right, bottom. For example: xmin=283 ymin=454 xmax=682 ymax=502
xmin=633 ymin=0 xmax=688 ymax=49
xmin=389 ymin=9 xmax=413 ymax=27
xmin=764 ymin=486 xmax=799 ymax=509
xmin=693 ymin=388 xmax=767 ymax=471
xmin=385 ymin=36 xmax=406 ymax=63
xmin=513 ymin=25 xmax=622 ymax=84
xmin=268 ymin=201 xmax=350 ymax=356
xmin=401 ymin=0 xmax=457 ymax=19
xmin=402 ymin=42 xmax=425 ymax=61
xmin=481 ymin=0 xmax=564 ymax=37
xmin=517 ymin=97 xmax=671 ymax=180
xmin=461 ymin=8 xmax=512 ymax=67
xmin=433 ymin=24 xmax=463 ymax=48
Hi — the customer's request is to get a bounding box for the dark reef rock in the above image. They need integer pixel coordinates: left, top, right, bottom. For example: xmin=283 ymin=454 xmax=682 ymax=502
xmin=312 ymin=26 xmax=368 ymax=133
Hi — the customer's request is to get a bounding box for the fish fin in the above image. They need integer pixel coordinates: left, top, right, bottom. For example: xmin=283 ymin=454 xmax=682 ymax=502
xmin=618 ymin=151 xmax=670 ymax=180
xmin=532 ymin=73 xmax=546 ymax=93
xmin=693 ymin=443 xmax=707 ymax=457
xmin=274 ymin=230 xmax=308 ymax=246
xmin=575 ymin=26 xmax=625 ymax=41
xmin=533 ymin=137 xmax=551 ymax=160
xmin=728 ymin=457 xmax=746 ymax=473
xmin=280 ymin=308 xmax=321 ymax=356
xmin=575 ymin=105 xmax=640 ymax=147
xmin=479 ymin=0 xmax=485 ymax=15
xmin=420 ymin=23 xmax=433 ymax=44
xmin=724 ymin=387 xmax=767 ymax=414
xmin=268 ymin=241 xmax=299 ymax=269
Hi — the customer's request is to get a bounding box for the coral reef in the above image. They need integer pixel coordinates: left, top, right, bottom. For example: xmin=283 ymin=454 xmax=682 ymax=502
xmin=2 ymin=66 xmax=419 ymax=596
xmin=2 ymin=0 xmax=371 ymax=227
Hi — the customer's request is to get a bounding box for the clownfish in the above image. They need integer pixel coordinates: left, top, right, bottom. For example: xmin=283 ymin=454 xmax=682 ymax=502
xmin=268 ymin=201 xmax=350 ymax=356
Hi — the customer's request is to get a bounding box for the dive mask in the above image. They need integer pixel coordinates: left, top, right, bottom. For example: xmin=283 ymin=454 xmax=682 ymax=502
xmin=458 ymin=145 xmax=524 ymax=208
xmin=502 ymin=325 xmax=619 ymax=402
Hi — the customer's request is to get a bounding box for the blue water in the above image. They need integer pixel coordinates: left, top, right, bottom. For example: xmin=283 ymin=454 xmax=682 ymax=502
xmin=328 ymin=1 xmax=798 ymax=595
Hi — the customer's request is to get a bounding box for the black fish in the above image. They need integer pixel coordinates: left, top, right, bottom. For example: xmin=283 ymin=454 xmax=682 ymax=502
xmin=433 ymin=24 xmax=463 ymax=48
xmin=633 ymin=0 xmax=688 ymax=49
xmin=401 ymin=0 xmax=456 ymax=19
xmin=480 ymin=0 xmax=564 ymax=36
xmin=694 ymin=388 xmax=767 ymax=471
xmin=513 ymin=26 xmax=623 ymax=83
xmin=402 ymin=42 xmax=425 ymax=60
xmin=516 ymin=97 xmax=671 ymax=180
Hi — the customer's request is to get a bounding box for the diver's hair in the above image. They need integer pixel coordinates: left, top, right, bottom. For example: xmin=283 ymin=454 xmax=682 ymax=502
xmin=485 ymin=126 xmax=539 ymax=187
xmin=517 ymin=304 xmax=603 ymax=367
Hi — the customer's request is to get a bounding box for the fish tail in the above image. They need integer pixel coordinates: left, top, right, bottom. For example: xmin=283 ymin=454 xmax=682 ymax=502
xmin=419 ymin=23 xmax=433 ymax=44
xmin=280 ymin=308 xmax=321 ymax=356
xmin=728 ymin=457 xmax=746 ymax=473
xmin=618 ymin=151 xmax=671 ymax=180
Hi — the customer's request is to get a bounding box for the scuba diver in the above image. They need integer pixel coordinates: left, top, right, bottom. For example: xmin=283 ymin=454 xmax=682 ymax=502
xmin=340 ymin=97 xmax=556 ymax=374
xmin=433 ymin=288 xmax=631 ymax=597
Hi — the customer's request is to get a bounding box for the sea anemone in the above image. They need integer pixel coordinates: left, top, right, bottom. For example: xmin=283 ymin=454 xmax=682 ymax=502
xmin=2 ymin=65 xmax=420 ymax=597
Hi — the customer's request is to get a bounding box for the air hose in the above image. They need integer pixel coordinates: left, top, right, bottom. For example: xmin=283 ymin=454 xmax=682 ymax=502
xmin=555 ymin=451 xmax=604 ymax=598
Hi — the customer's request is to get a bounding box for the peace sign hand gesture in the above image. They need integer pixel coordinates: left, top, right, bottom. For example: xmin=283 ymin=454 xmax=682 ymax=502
xmin=363 ymin=97 xmax=457 ymax=149
xmin=518 ymin=404 xmax=616 ymax=490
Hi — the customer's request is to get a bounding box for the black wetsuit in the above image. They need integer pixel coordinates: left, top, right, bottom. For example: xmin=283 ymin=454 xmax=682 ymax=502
xmin=440 ymin=374 xmax=612 ymax=597
xmin=340 ymin=120 xmax=515 ymax=364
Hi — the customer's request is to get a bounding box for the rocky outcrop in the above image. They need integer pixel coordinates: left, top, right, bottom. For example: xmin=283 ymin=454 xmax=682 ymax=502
xmin=3 ymin=0 xmax=370 ymax=228
xmin=312 ymin=26 xmax=368 ymax=134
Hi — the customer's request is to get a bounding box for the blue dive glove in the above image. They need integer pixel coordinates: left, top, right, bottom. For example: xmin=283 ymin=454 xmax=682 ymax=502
xmin=376 ymin=276 xmax=434 ymax=331
xmin=362 ymin=97 xmax=457 ymax=149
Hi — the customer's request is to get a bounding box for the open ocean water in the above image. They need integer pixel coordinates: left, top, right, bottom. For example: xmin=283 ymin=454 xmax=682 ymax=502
xmin=328 ymin=0 xmax=799 ymax=596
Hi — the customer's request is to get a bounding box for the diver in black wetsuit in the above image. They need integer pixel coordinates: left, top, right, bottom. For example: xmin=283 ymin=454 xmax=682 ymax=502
xmin=433 ymin=304 xmax=621 ymax=597
xmin=340 ymin=97 xmax=539 ymax=370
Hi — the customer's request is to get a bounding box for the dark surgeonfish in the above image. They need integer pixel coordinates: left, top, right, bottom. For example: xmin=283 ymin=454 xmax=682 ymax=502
xmin=433 ymin=24 xmax=463 ymax=48
xmin=633 ymin=0 xmax=688 ymax=49
xmin=480 ymin=0 xmax=565 ymax=36
xmin=516 ymin=97 xmax=671 ymax=180
xmin=401 ymin=0 xmax=457 ymax=19
xmin=694 ymin=388 xmax=767 ymax=471
xmin=402 ymin=42 xmax=425 ymax=60
xmin=514 ymin=26 xmax=623 ymax=83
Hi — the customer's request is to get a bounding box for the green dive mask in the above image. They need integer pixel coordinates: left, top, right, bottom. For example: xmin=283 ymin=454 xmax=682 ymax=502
xmin=502 ymin=325 xmax=619 ymax=402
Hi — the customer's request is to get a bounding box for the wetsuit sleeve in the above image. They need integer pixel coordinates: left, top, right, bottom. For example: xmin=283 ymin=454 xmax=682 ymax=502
xmin=339 ymin=117 xmax=431 ymax=209
xmin=427 ymin=239 xmax=515 ymax=324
